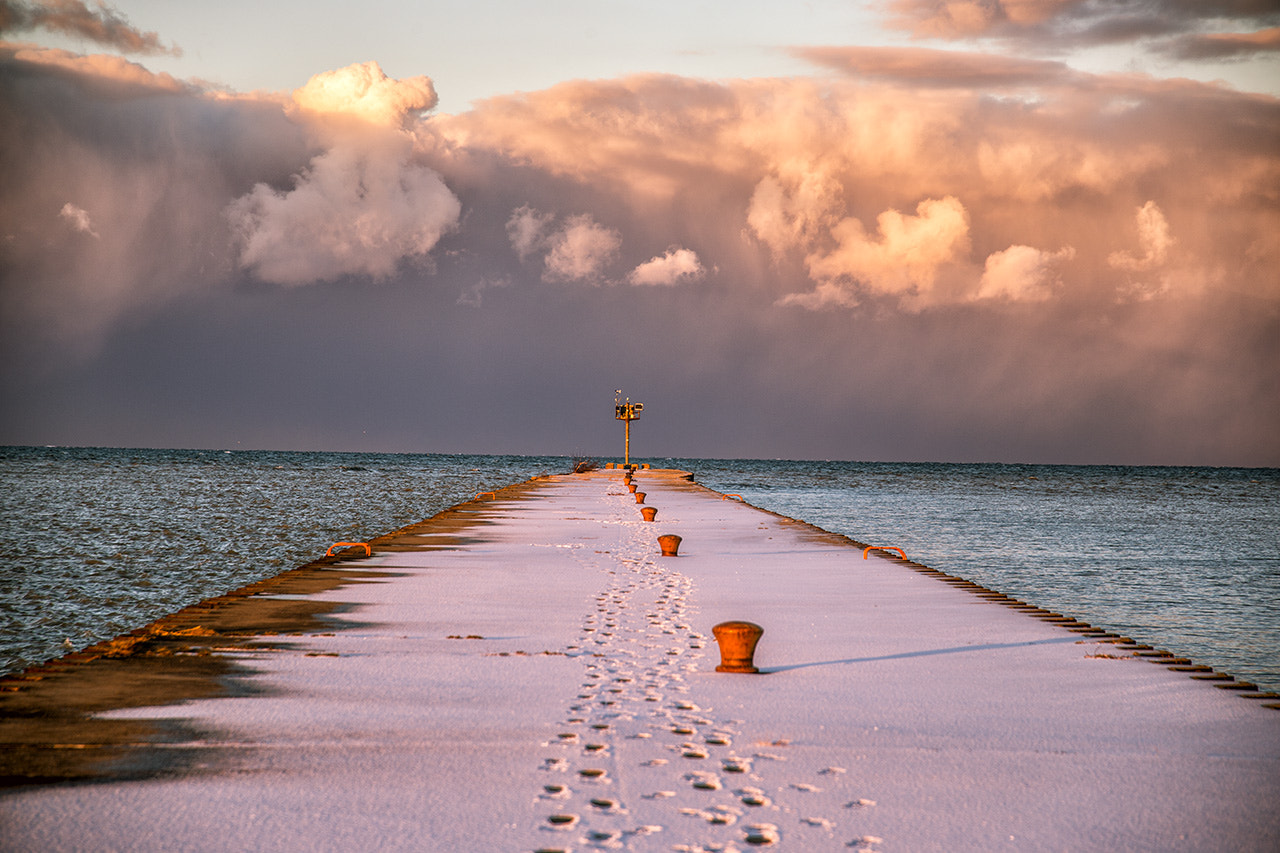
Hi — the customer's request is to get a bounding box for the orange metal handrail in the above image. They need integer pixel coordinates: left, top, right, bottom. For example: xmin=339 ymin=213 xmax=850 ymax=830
xmin=863 ymin=546 xmax=906 ymax=560
xmin=722 ymin=494 xmax=745 ymax=501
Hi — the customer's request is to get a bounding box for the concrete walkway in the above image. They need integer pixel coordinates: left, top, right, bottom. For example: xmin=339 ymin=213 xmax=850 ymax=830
xmin=2 ymin=469 xmax=1278 ymax=851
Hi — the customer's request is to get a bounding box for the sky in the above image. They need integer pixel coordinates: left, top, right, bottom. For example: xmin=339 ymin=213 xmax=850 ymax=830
xmin=1 ymin=0 xmax=1278 ymax=466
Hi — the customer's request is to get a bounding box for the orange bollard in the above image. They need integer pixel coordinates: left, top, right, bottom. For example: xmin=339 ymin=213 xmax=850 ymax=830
xmin=658 ymin=534 xmax=682 ymax=556
xmin=635 ymin=492 xmax=646 ymax=504
xmin=641 ymin=506 xmax=658 ymax=522
xmin=713 ymin=621 xmax=764 ymax=673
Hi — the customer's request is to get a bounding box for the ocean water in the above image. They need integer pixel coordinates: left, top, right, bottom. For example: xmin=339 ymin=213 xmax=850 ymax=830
xmin=674 ymin=458 xmax=1280 ymax=695
xmin=2 ymin=448 xmax=1277 ymax=694
xmin=0 ymin=447 xmax=565 ymax=676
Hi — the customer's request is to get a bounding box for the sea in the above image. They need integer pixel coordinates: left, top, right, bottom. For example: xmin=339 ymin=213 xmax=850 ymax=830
xmin=2 ymin=447 xmax=1277 ymax=694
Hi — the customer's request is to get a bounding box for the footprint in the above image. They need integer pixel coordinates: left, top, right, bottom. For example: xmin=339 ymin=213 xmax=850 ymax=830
xmin=803 ymin=817 xmax=836 ymax=830
xmin=738 ymin=787 xmax=771 ymax=807
xmin=546 ymin=813 xmax=579 ymax=829
xmin=541 ymin=784 xmax=571 ymax=799
xmin=743 ymin=823 xmax=781 ymax=845
xmin=791 ymin=782 xmax=822 ymax=793
xmin=687 ymin=771 xmax=722 ymax=790
xmin=845 ymin=798 xmax=877 ymax=809
xmin=587 ymin=828 xmax=623 ymax=847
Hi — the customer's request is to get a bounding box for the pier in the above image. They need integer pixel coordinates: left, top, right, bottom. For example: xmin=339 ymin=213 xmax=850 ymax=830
xmin=3 ymin=468 xmax=1278 ymax=851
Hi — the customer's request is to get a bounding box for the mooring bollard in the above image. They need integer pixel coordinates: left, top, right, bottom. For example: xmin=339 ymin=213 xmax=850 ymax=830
xmin=628 ymin=482 xmax=637 ymax=493
xmin=641 ymin=506 xmax=658 ymax=522
xmin=635 ymin=492 xmax=646 ymax=504
xmin=658 ymin=534 xmax=682 ymax=556
xmin=713 ymin=621 xmax=764 ymax=673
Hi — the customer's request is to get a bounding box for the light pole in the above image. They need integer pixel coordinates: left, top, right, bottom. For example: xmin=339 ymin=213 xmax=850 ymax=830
xmin=614 ymin=390 xmax=644 ymax=467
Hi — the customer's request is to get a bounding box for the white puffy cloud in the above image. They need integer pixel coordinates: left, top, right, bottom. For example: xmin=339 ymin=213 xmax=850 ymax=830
xmin=224 ymin=62 xmax=459 ymax=286
xmin=1108 ymin=201 xmax=1175 ymax=272
xmin=542 ymin=214 xmax=621 ymax=283
xmin=975 ymin=244 xmax=1075 ymax=301
xmin=627 ymin=248 xmax=705 ymax=286
xmin=291 ymin=61 xmax=437 ymax=128
xmin=227 ymin=143 xmax=460 ymax=285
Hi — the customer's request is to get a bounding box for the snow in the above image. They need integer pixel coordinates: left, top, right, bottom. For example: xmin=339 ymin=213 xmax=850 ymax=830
xmin=3 ymin=469 xmax=1278 ymax=851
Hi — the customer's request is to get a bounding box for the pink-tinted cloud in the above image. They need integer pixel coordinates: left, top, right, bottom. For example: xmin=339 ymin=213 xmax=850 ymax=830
xmin=790 ymin=196 xmax=973 ymax=309
xmin=628 ymin=248 xmax=705 ymax=286
xmin=291 ymin=60 xmax=438 ymax=128
xmin=57 ymin=201 xmax=98 ymax=237
xmin=0 ymin=0 xmax=178 ymax=55
xmin=1108 ymin=201 xmax=1175 ymax=272
xmin=505 ymin=205 xmax=554 ymax=261
xmin=1161 ymin=26 xmax=1280 ymax=60
xmin=3 ymin=45 xmax=1278 ymax=463
xmin=8 ymin=44 xmax=184 ymax=90
xmin=542 ymin=214 xmax=621 ymax=283
xmin=227 ymin=144 xmax=460 ymax=285
xmin=794 ymin=45 xmax=1074 ymax=88
xmin=226 ymin=62 xmax=460 ymax=286
xmin=975 ymin=244 xmax=1075 ymax=301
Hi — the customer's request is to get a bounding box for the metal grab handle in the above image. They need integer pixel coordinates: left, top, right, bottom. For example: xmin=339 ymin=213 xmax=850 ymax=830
xmin=863 ymin=546 xmax=906 ymax=560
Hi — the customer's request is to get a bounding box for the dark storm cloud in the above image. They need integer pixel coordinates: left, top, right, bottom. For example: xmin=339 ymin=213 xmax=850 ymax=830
xmin=2 ymin=44 xmax=1278 ymax=465
xmin=0 ymin=0 xmax=178 ymax=55
xmin=1158 ymin=26 xmax=1280 ymax=60
xmin=888 ymin=0 xmax=1280 ymax=55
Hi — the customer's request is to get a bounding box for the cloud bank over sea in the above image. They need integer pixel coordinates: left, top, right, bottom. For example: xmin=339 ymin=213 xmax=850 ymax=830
xmin=1 ymin=0 xmax=1277 ymax=464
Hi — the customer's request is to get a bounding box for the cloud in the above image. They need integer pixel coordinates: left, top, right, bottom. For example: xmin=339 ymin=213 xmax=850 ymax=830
xmin=502 ymin=206 xmax=624 ymax=283
xmin=0 ymin=0 xmax=179 ymax=55
xmin=542 ymin=214 xmax=621 ymax=283
xmin=9 ymin=45 xmax=184 ymax=91
xmin=1108 ymin=200 xmax=1175 ymax=272
xmin=226 ymin=62 xmax=459 ymax=286
xmin=58 ymin=201 xmax=98 ymax=237
xmin=794 ymin=45 xmax=1075 ymax=88
xmin=975 ymin=244 xmax=1075 ymax=300
xmin=3 ymin=46 xmax=1279 ymax=464
xmin=885 ymin=0 xmax=1280 ymax=53
xmin=788 ymin=196 xmax=972 ymax=309
xmin=627 ymin=248 xmax=705 ymax=286
xmin=291 ymin=60 xmax=437 ymax=128
xmin=1159 ymin=26 xmax=1280 ymax=60
xmin=227 ymin=143 xmax=461 ymax=285
xmin=505 ymin=205 xmax=553 ymax=261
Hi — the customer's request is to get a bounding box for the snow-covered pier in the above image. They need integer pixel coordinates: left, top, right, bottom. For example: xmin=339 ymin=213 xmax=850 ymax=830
xmin=3 ymin=468 xmax=1278 ymax=851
